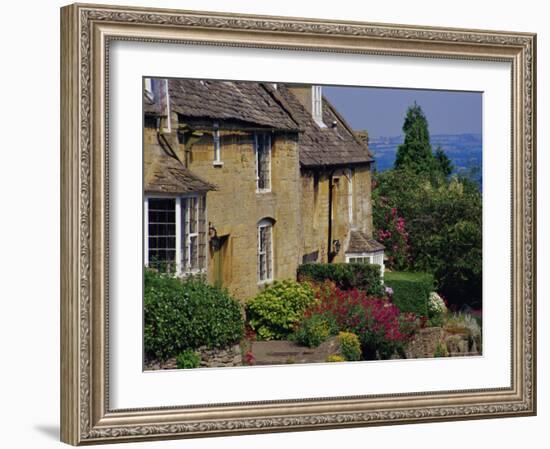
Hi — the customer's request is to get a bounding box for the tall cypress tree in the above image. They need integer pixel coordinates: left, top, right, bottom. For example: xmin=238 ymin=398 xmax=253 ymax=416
xmin=394 ymin=102 xmax=435 ymax=174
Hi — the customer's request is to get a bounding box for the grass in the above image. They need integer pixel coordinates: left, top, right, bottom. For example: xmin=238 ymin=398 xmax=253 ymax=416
xmin=384 ymin=271 xmax=434 ymax=282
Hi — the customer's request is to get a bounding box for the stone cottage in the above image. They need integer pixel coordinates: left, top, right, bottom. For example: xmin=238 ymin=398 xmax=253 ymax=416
xmin=143 ymin=78 xmax=384 ymax=299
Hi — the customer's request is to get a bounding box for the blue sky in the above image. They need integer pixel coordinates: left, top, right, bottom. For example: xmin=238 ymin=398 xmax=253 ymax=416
xmin=323 ymin=86 xmax=482 ymax=138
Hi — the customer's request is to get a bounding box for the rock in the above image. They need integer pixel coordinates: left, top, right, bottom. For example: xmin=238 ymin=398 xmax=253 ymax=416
xmin=405 ymin=327 xmax=444 ymax=359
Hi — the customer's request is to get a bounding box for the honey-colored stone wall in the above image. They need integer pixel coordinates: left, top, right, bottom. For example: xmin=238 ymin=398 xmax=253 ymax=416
xmin=144 ymin=112 xmax=373 ymax=301
xmin=300 ymin=166 xmax=373 ymax=264
xmin=181 ymin=125 xmax=302 ymax=300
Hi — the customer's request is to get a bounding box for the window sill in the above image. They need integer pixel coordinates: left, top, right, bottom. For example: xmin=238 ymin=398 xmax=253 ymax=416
xmin=255 ymin=189 xmax=272 ymax=194
xmin=212 ymin=161 xmax=224 ymax=167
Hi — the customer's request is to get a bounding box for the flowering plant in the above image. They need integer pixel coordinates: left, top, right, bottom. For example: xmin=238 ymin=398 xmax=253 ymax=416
xmin=244 ymin=350 xmax=255 ymax=365
xmin=428 ymin=292 xmax=447 ymax=316
xmin=377 ymin=206 xmax=410 ymax=270
xmin=307 ymin=282 xmax=419 ymax=359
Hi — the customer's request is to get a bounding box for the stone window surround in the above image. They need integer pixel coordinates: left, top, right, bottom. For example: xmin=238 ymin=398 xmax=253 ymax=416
xmin=257 ymin=218 xmax=274 ymax=283
xmin=254 ymin=132 xmax=272 ymax=193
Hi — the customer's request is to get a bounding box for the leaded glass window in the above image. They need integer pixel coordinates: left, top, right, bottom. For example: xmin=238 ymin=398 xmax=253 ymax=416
xmin=147 ymin=198 xmax=176 ymax=271
xmin=254 ymin=133 xmax=271 ymax=191
xmin=145 ymin=195 xmax=207 ymax=275
xmin=258 ymin=220 xmax=273 ymax=282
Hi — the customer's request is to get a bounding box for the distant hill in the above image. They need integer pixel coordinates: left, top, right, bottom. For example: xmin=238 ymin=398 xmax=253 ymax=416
xmin=368 ymin=133 xmax=482 ymax=187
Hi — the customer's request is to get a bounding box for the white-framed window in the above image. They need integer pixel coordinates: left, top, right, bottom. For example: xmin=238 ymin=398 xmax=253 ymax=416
xmin=213 ymin=122 xmax=223 ymax=165
xmin=144 ymin=195 xmax=207 ymax=275
xmin=347 ymin=168 xmax=354 ymax=225
xmin=146 ymin=197 xmax=177 ymax=270
xmin=346 ymin=251 xmax=385 ymax=275
xmin=257 ymin=219 xmax=274 ymax=283
xmin=182 ymin=195 xmax=207 ymax=273
xmin=311 ymin=85 xmax=326 ymax=127
xmin=254 ymin=133 xmax=271 ymax=192
xmin=347 ymin=255 xmax=372 ymax=264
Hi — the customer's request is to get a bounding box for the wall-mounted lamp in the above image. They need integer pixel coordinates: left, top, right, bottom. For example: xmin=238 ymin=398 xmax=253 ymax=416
xmin=209 ymin=222 xmax=221 ymax=252
xmin=329 ymin=239 xmax=341 ymax=261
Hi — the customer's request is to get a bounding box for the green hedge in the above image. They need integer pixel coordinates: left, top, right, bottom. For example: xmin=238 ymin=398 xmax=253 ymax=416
xmin=144 ymin=269 xmax=244 ymax=360
xmin=383 ymin=271 xmax=434 ymax=317
xmin=297 ymin=263 xmax=384 ymax=296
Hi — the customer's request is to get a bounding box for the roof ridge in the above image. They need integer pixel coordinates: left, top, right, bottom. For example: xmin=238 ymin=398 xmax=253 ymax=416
xmin=322 ymin=96 xmax=373 ymax=158
xmin=260 ymin=83 xmax=303 ymax=131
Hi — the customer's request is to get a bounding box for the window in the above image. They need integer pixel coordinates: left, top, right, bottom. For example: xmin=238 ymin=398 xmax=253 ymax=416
xmin=254 ymin=133 xmax=271 ymax=191
xmin=213 ymin=122 xmax=222 ymax=165
xmin=145 ymin=195 xmax=207 ymax=275
xmin=311 ymin=85 xmax=326 ymax=127
xmin=348 ymin=256 xmax=369 ymax=264
xmin=258 ymin=219 xmax=274 ymax=282
xmin=182 ymin=196 xmax=207 ymax=272
xmin=147 ymin=198 xmax=176 ymax=270
xmin=347 ymin=169 xmax=354 ymax=225
xmin=346 ymin=251 xmax=385 ymax=275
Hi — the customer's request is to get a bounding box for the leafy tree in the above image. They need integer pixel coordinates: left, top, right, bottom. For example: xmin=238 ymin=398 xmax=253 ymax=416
xmin=394 ymin=102 xmax=435 ymax=174
xmin=372 ymin=101 xmax=482 ymax=308
xmin=434 ymin=146 xmax=453 ymax=178
xmin=372 ymin=169 xmax=482 ymax=308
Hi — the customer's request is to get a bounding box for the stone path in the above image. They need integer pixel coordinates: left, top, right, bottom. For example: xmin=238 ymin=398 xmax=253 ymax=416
xmin=251 ymin=337 xmax=340 ymax=365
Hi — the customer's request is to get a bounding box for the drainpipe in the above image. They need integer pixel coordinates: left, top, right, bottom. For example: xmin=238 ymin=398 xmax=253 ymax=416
xmin=155 ymin=116 xmax=179 ymax=163
xmin=327 ymin=170 xmax=335 ymax=263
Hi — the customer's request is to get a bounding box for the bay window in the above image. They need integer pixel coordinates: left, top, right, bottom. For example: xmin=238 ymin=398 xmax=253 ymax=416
xmin=145 ymin=195 xmax=207 ymax=275
xmin=346 ymin=250 xmax=385 ymax=275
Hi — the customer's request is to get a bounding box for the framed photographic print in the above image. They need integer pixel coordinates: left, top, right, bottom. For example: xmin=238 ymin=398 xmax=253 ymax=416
xmin=60 ymin=3 xmax=537 ymax=445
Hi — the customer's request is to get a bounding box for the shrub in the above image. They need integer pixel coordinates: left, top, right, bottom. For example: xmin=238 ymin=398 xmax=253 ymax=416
xmin=377 ymin=207 xmax=410 ymax=270
xmin=383 ymin=271 xmax=434 ymax=317
xmin=444 ymin=312 xmax=481 ymax=341
xmin=428 ymin=292 xmax=447 ymax=316
xmin=427 ymin=292 xmax=447 ymax=327
xmin=144 ymin=269 xmax=244 ymax=360
xmin=292 ymin=314 xmax=337 ymax=348
xmin=338 ymin=332 xmax=361 ymax=361
xmin=297 ymin=263 xmax=384 ymax=296
xmin=372 ymin=168 xmax=482 ymax=308
xmin=326 ymin=355 xmax=345 ymax=363
xmin=176 ymin=349 xmax=201 ymax=369
xmin=246 ymin=280 xmax=315 ymax=340
xmin=308 ymin=282 xmax=419 ymax=359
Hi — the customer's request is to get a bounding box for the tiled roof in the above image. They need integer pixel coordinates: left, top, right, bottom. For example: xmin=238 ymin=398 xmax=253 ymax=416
xmin=167 ymin=79 xmax=300 ymax=131
xmin=346 ymin=230 xmax=385 ymax=254
xmin=274 ymin=85 xmax=373 ymax=167
xmin=143 ymin=97 xmax=159 ymax=115
xmin=144 ymin=143 xmax=217 ymax=194
xmin=144 ymin=78 xmax=373 ymax=167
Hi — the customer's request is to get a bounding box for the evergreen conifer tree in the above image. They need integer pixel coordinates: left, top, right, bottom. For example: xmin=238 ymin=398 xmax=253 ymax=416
xmin=394 ymin=102 xmax=435 ymax=174
xmin=434 ymin=146 xmax=453 ymax=177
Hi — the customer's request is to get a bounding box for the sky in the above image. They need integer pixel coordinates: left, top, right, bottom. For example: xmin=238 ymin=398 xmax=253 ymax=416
xmin=323 ymin=86 xmax=482 ymax=138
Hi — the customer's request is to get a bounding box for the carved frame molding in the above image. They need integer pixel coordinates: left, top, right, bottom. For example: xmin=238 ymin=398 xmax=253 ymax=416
xmin=60 ymin=3 xmax=536 ymax=445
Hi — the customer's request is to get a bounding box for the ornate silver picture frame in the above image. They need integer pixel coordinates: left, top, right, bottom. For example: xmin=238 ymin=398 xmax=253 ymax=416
xmin=60 ymin=3 xmax=536 ymax=445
